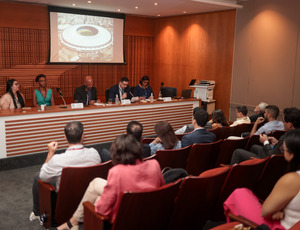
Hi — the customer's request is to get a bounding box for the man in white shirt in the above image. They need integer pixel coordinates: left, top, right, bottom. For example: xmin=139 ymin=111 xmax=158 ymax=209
xmin=29 ymin=121 xmax=101 ymax=221
xmin=230 ymin=105 xmax=251 ymax=127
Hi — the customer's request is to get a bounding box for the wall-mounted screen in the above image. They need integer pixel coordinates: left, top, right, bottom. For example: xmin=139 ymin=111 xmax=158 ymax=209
xmin=48 ymin=6 xmax=125 ymax=64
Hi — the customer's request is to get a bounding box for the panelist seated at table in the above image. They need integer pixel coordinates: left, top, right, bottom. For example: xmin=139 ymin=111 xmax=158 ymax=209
xmin=133 ymin=75 xmax=154 ymax=99
xmin=109 ymin=77 xmax=133 ymax=102
xmin=0 ymin=79 xmax=26 ymax=110
xmin=74 ymin=76 xmax=99 ymax=105
xmin=33 ymin=74 xmax=55 ymax=107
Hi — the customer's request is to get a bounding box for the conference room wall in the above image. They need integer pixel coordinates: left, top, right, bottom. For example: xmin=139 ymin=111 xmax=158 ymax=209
xmin=230 ymin=0 xmax=300 ymax=121
xmin=153 ymin=10 xmax=236 ymax=118
xmin=0 ymin=1 xmax=235 ymax=118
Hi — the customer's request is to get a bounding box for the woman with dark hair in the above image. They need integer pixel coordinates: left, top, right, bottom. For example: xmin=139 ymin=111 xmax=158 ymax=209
xmin=133 ymin=75 xmax=154 ymax=99
xmin=55 ymin=134 xmax=164 ymax=230
xmin=223 ymin=129 xmax=300 ymax=229
xmin=209 ymin=109 xmax=229 ymax=129
xmin=0 ymin=79 xmax=25 ymax=109
xmin=33 ymin=74 xmax=55 ymax=107
xmin=149 ymin=121 xmax=181 ymax=155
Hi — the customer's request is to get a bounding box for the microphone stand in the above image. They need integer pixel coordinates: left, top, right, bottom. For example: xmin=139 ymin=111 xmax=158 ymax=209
xmin=59 ymin=94 xmax=67 ymax=108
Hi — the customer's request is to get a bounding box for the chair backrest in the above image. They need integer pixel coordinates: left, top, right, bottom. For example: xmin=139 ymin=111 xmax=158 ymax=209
xmin=105 ymin=89 xmax=110 ymax=102
xmin=209 ymin=128 xmax=222 ymax=140
xmin=112 ymin=179 xmax=182 ymax=230
xmin=55 ymin=161 xmax=113 ymax=224
xmin=244 ymin=134 xmax=261 ymax=150
xmin=236 ymin=123 xmax=254 ymax=136
xmin=215 ymin=137 xmax=249 ymax=167
xmin=213 ymin=158 xmax=268 ymax=221
xmin=254 ymin=155 xmax=288 ymax=200
xmin=219 ymin=126 xmax=239 ymax=140
xmin=270 ymin=130 xmax=286 ymax=140
xmin=167 ymin=167 xmax=230 ymax=230
xmin=185 ymin=139 xmax=223 ymax=176
xmin=175 ymin=133 xmax=185 ymax=141
xmin=141 ymin=137 xmax=155 ymax=144
xmin=156 ymin=145 xmax=191 ymax=170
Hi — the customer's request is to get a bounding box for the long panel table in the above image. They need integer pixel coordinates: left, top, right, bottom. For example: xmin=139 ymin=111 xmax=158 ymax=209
xmin=0 ymin=99 xmax=200 ymax=158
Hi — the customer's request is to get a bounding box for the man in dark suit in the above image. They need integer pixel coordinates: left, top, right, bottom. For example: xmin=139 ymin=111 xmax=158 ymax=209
xmin=74 ymin=76 xmax=98 ymax=105
xmin=182 ymin=108 xmax=216 ymax=147
xmin=109 ymin=77 xmax=132 ymax=102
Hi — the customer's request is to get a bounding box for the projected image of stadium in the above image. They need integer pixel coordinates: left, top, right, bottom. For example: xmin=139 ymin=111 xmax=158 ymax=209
xmin=49 ymin=7 xmax=125 ymax=64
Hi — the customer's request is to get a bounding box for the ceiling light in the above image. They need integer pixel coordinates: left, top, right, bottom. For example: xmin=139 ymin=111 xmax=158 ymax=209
xmin=135 ymin=6 xmax=138 ymax=9
xmin=87 ymin=1 xmax=91 ymax=3
xmin=72 ymin=3 xmax=76 ymax=6
xmin=183 ymin=11 xmax=187 ymax=13
xmin=157 ymin=14 xmax=160 ymax=17
xmin=154 ymin=3 xmax=158 ymax=5
xmin=118 ymin=9 xmax=121 ymax=12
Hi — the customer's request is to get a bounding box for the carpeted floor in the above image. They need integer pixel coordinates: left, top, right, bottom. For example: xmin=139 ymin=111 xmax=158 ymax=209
xmin=0 ymin=164 xmax=44 ymax=230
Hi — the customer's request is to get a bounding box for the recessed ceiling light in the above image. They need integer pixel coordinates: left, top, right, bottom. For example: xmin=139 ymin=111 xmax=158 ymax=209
xmin=157 ymin=14 xmax=160 ymax=17
xmin=183 ymin=11 xmax=187 ymax=13
xmin=135 ymin=6 xmax=138 ymax=9
xmin=87 ymin=1 xmax=91 ymax=3
xmin=72 ymin=3 xmax=76 ymax=6
xmin=118 ymin=9 xmax=121 ymax=12
xmin=154 ymin=3 xmax=158 ymax=5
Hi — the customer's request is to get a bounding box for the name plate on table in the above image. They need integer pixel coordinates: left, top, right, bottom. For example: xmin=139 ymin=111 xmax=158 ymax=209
xmin=121 ymin=99 xmax=131 ymax=105
xmin=71 ymin=103 xmax=84 ymax=109
xmin=163 ymin=97 xmax=172 ymax=102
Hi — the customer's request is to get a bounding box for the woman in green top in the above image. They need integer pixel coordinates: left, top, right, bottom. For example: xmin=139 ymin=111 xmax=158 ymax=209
xmin=33 ymin=74 xmax=55 ymax=107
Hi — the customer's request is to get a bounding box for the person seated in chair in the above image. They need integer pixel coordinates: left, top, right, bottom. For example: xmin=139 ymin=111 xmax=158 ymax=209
xmin=149 ymin=121 xmax=181 ymax=155
xmin=133 ymin=75 xmax=154 ymax=99
xmin=249 ymin=102 xmax=268 ymax=122
xmin=230 ymin=105 xmax=251 ymax=127
xmin=109 ymin=77 xmax=132 ymax=102
xmin=29 ymin=121 xmax=101 ymax=222
xmin=230 ymin=107 xmax=300 ymax=165
xmin=74 ymin=76 xmax=99 ymax=106
xmin=55 ymin=134 xmax=165 ymax=230
xmin=181 ymin=108 xmax=216 ymax=148
xmin=207 ymin=109 xmax=229 ymax=129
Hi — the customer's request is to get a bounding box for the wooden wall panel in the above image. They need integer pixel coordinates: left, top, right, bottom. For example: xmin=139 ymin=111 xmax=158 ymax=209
xmin=153 ymin=10 xmax=236 ymax=118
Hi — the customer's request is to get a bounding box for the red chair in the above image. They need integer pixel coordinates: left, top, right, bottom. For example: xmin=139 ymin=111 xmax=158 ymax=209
xmin=175 ymin=133 xmax=186 ymax=141
xmin=38 ymin=161 xmax=113 ymax=228
xmin=156 ymin=145 xmax=191 ymax=170
xmin=185 ymin=140 xmax=223 ymax=176
xmin=209 ymin=127 xmax=222 ymax=140
xmin=254 ymin=155 xmax=288 ymax=200
xmin=167 ymin=167 xmax=230 ymax=230
xmin=215 ymin=137 xmax=249 ymax=167
xmin=213 ymin=158 xmax=268 ymax=221
xmin=270 ymin=130 xmax=286 ymax=140
xmin=83 ymin=179 xmax=182 ymax=230
xmin=141 ymin=137 xmax=155 ymax=144
xmin=236 ymin=123 xmax=254 ymax=136
xmin=244 ymin=135 xmax=261 ymax=151
xmin=219 ymin=126 xmax=239 ymax=140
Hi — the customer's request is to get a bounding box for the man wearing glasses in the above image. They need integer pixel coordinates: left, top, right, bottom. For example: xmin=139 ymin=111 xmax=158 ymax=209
xmin=109 ymin=77 xmax=132 ymax=102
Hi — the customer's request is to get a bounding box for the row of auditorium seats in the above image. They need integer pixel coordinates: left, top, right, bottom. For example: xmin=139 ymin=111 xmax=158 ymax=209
xmin=142 ymin=130 xmax=286 ymax=175
xmin=82 ymin=155 xmax=288 ymax=230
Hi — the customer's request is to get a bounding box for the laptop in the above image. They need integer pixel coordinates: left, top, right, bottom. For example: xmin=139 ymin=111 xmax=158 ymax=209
xmin=189 ymin=79 xmax=196 ymax=86
xmin=181 ymin=89 xmax=192 ymax=99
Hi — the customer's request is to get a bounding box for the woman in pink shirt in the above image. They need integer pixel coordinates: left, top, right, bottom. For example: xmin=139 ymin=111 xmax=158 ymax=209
xmin=55 ymin=134 xmax=165 ymax=230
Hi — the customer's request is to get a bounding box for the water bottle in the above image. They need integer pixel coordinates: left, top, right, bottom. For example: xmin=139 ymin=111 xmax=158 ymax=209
xmin=115 ymin=95 xmax=120 ymax=105
xmin=150 ymin=93 xmax=154 ymax=103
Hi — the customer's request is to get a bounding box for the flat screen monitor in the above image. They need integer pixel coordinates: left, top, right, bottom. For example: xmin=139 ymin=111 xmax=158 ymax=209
xmin=161 ymin=87 xmax=177 ymax=98
xmin=48 ymin=6 xmax=125 ymax=64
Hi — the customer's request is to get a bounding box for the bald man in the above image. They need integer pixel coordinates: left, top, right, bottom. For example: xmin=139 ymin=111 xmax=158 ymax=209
xmin=74 ymin=76 xmax=98 ymax=105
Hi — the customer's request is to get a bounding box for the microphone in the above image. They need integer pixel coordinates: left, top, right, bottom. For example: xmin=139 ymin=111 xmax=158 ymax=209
xmin=56 ymin=88 xmax=63 ymax=96
xmin=161 ymin=82 xmax=164 ymax=87
xmin=56 ymin=88 xmax=67 ymax=108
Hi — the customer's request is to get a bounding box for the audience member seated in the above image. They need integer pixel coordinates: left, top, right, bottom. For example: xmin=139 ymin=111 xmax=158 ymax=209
xmin=55 ymin=134 xmax=165 ymax=230
xmin=208 ymin=109 xmax=229 ymax=129
xmin=33 ymin=74 xmax=55 ymax=107
xmin=175 ymin=106 xmax=212 ymax=134
xmin=224 ymin=129 xmax=300 ymax=230
xmin=109 ymin=77 xmax=132 ymax=102
xmin=250 ymin=102 xmax=268 ymax=122
xmin=127 ymin=120 xmax=151 ymax=158
xmin=133 ymin=75 xmax=154 ymax=99
xmin=74 ymin=76 xmax=99 ymax=106
xmin=181 ymin=108 xmax=216 ymax=147
xmin=230 ymin=105 xmax=251 ymax=127
xmin=230 ymin=107 xmax=300 ymax=165
xmin=29 ymin=121 xmax=101 ymax=222
xmin=149 ymin=121 xmax=181 ymax=155
xmin=0 ymin=79 xmax=25 ymax=109
xmin=249 ymin=105 xmax=284 ymax=136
